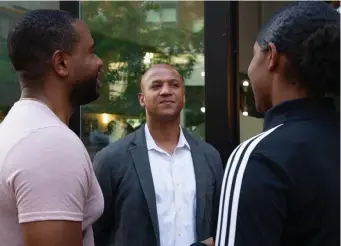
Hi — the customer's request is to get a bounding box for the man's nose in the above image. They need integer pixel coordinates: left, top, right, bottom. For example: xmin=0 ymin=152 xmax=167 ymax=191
xmin=160 ymin=84 xmax=172 ymax=95
xmin=96 ymin=54 xmax=103 ymax=69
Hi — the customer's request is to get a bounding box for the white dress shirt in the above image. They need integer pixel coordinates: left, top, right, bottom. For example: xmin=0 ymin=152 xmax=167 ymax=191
xmin=145 ymin=125 xmax=197 ymax=246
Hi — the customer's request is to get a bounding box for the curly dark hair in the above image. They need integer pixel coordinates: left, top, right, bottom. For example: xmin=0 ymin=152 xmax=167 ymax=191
xmin=256 ymin=1 xmax=340 ymax=97
xmin=7 ymin=9 xmax=79 ymax=82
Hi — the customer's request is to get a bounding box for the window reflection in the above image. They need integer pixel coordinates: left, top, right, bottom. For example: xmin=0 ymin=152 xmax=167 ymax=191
xmin=80 ymin=1 xmax=205 ymax=159
xmin=238 ymin=1 xmax=340 ymax=141
xmin=0 ymin=1 xmax=60 ymax=124
xmin=238 ymin=2 xmax=291 ymax=141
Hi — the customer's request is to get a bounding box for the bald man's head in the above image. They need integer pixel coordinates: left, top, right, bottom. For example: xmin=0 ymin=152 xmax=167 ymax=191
xmin=138 ymin=63 xmax=185 ymax=121
xmin=140 ymin=64 xmax=182 ymax=92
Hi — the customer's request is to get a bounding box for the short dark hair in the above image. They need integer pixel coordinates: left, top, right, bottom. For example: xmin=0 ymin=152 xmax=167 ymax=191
xmin=256 ymin=1 xmax=340 ymax=97
xmin=7 ymin=9 xmax=79 ymax=81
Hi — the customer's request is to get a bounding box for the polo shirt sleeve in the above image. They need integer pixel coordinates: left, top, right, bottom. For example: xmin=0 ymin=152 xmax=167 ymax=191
xmin=3 ymin=127 xmax=91 ymax=223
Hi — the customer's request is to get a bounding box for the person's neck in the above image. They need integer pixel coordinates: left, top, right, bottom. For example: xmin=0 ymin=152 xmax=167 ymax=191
xmin=146 ymin=117 xmax=181 ymax=154
xmin=271 ymin=79 xmax=308 ymax=107
xmin=20 ymin=87 xmax=72 ymax=125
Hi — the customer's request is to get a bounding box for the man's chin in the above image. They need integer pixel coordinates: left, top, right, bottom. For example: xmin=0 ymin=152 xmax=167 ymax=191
xmin=157 ymin=112 xmax=180 ymax=121
xmin=70 ymin=78 xmax=101 ymax=106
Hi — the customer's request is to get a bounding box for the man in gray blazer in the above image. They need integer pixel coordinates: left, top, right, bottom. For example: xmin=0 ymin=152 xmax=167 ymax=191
xmin=93 ymin=64 xmax=223 ymax=246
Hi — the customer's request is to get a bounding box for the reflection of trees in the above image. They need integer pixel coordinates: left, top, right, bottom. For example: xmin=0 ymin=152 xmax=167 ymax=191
xmin=185 ymin=86 xmax=205 ymax=126
xmin=0 ymin=40 xmax=17 ymax=86
xmin=81 ymin=1 xmax=204 ymax=118
xmin=0 ymin=38 xmax=20 ymax=107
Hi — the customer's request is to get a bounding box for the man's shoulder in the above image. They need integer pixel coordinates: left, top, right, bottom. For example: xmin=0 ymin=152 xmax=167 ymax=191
xmin=199 ymin=139 xmax=220 ymax=156
xmin=1 ymin=126 xmax=91 ymax=177
xmin=92 ymin=131 xmax=138 ymax=177
xmin=183 ymin=129 xmax=220 ymax=157
xmin=14 ymin=126 xmax=85 ymax=154
xmin=95 ymin=131 xmax=136 ymax=159
xmin=1 ymin=101 xmax=82 ymax=150
xmin=250 ymin=123 xmax=306 ymax=157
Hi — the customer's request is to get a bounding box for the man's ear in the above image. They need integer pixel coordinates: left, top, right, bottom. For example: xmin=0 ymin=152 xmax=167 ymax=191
xmin=138 ymin=93 xmax=145 ymax=107
xmin=51 ymin=50 xmax=69 ymax=77
xmin=267 ymin=42 xmax=279 ymax=72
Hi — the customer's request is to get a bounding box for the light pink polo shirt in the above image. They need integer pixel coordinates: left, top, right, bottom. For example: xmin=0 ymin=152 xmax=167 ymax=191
xmin=0 ymin=100 xmax=104 ymax=246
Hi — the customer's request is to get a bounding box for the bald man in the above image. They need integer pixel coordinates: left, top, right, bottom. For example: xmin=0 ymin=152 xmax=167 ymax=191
xmin=93 ymin=64 xmax=223 ymax=246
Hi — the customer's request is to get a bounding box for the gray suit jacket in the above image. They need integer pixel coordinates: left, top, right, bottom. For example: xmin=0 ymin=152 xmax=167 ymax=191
xmin=93 ymin=125 xmax=223 ymax=246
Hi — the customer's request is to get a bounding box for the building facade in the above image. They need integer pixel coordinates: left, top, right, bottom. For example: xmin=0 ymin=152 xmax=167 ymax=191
xmin=0 ymin=1 xmax=338 ymax=165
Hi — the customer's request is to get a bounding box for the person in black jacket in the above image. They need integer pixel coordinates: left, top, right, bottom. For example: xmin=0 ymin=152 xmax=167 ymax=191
xmin=200 ymin=2 xmax=340 ymax=246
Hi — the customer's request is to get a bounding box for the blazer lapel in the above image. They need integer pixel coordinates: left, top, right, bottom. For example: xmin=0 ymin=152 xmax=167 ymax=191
xmin=130 ymin=126 xmax=160 ymax=246
xmin=183 ymin=130 xmax=207 ymax=239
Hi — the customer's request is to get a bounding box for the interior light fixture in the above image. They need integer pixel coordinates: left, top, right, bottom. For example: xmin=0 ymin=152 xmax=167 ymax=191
xmin=102 ymin=113 xmax=110 ymax=124
xmin=200 ymin=107 xmax=206 ymax=113
xmin=242 ymin=111 xmax=248 ymax=116
xmin=242 ymin=80 xmax=249 ymax=87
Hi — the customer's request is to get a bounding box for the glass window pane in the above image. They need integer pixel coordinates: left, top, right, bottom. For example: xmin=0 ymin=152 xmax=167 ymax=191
xmin=238 ymin=1 xmax=290 ymax=142
xmin=238 ymin=1 xmax=340 ymax=143
xmin=80 ymin=1 xmax=205 ymax=159
xmin=0 ymin=1 xmax=60 ymax=123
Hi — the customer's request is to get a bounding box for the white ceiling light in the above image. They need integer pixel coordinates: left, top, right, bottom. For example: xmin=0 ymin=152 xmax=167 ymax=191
xmin=242 ymin=111 xmax=248 ymax=116
xmin=200 ymin=107 xmax=205 ymax=113
xmin=242 ymin=80 xmax=249 ymax=87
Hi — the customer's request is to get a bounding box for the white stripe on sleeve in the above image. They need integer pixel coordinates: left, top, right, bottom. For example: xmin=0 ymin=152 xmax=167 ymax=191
xmin=216 ymin=124 xmax=283 ymax=246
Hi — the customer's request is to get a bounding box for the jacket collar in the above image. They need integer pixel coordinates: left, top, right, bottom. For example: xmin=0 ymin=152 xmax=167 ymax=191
xmin=263 ymin=97 xmax=337 ymax=131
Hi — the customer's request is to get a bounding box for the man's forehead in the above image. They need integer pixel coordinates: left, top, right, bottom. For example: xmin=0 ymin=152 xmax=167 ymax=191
xmin=72 ymin=20 xmax=93 ymax=42
xmin=142 ymin=65 xmax=182 ymax=83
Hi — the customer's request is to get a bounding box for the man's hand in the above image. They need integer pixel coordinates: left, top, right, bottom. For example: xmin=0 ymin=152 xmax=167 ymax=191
xmin=201 ymin=237 xmax=214 ymax=246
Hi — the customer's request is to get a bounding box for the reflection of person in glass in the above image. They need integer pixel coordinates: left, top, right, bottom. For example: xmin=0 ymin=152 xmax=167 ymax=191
xmin=0 ymin=10 xmax=104 ymax=246
xmin=107 ymin=120 xmax=135 ymax=142
xmin=88 ymin=120 xmax=135 ymax=154
xmin=212 ymin=2 xmax=340 ymax=246
xmin=93 ymin=64 xmax=223 ymax=246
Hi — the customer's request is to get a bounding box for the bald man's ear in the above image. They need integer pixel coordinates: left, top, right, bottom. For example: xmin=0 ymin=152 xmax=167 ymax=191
xmin=138 ymin=93 xmax=145 ymax=107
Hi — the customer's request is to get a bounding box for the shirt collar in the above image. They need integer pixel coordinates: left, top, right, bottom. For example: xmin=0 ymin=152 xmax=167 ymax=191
xmin=144 ymin=124 xmax=190 ymax=151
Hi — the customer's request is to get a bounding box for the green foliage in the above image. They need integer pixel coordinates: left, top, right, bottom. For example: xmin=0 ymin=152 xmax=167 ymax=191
xmin=0 ymin=41 xmax=17 ymax=84
xmin=0 ymin=2 xmax=204 ymax=120
xmin=81 ymin=1 xmax=204 ymax=117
